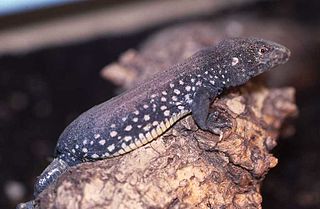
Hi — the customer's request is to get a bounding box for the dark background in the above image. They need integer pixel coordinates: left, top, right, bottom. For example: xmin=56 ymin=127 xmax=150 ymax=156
xmin=0 ymin=0 xmax=320 ymax=209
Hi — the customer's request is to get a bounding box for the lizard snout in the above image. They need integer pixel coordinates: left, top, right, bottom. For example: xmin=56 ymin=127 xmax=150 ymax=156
xmin=270 ymin=44 xmax=291 ymax=64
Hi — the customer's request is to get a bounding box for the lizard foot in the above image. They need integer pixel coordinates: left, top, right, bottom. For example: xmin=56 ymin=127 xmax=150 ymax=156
xmin=206 ymin=108 xmax=232 ymax=137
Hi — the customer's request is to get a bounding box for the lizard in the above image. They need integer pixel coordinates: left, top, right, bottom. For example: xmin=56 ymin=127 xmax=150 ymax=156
xmin=17 ymin=37 xmax=290 ymax=209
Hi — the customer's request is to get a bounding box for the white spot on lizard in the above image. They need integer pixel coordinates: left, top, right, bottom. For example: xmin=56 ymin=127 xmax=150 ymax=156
xmin=110 ymin=131 xmax=117 ymax=137
xmin=232 ymin=57 xmax=239 ymax=66
xmin=144 ymin=115 xmax=150 ymax=121
xmin=124 ymin=136 xmax=132 ymax=142
xmin=164 ymin=110 xmax=170 ymax=116
xmin=107 ymin=144 xmax=115 ymax=152
xmin=91 ymin=154 xmax=99 ymax=158
xmin=174 ymin=89 xmax=181 ymax=95
xmin=160 ymin=106 xmax=167 ymax=110
xmin=99 ymin=140 xmax=106 ymax=145
xmin=125 ymin=125 xmax=132 ymax=131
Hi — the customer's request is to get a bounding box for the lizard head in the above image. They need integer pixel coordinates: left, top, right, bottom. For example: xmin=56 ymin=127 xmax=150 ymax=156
xmin=219 ymin=37 xmax=290 ymax=87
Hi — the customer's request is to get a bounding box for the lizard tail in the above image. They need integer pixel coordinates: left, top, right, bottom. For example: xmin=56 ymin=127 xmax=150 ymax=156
xmin=34 ymin=158 xmax=69 ymax=196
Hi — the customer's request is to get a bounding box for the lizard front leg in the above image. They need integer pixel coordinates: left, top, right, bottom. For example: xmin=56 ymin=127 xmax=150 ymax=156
xmin=191 ymin=88 xmax=212 ymax=130
xmin=191 ymin=88 xmax=230 ymax=136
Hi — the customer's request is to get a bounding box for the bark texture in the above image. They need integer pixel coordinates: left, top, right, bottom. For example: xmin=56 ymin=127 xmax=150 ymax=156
xmin=37 ymin=23 xmax=297 ymax=209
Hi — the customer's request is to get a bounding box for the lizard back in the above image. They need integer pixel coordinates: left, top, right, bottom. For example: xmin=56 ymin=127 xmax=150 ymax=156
xmin=56 ymin=49 xmax=212 ymax=163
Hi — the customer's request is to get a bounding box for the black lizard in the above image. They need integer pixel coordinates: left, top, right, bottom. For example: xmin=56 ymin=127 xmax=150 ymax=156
xmin=17 ymin=37 xmax=290 ymax=209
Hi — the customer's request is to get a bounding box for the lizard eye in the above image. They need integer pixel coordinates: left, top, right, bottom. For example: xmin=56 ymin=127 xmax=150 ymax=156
xmin=259 ymin=46 xmax=269 ymax=54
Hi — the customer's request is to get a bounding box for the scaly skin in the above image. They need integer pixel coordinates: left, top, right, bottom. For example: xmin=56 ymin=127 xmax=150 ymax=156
xmin=17 ymin=37 xmax=290 ymax=209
